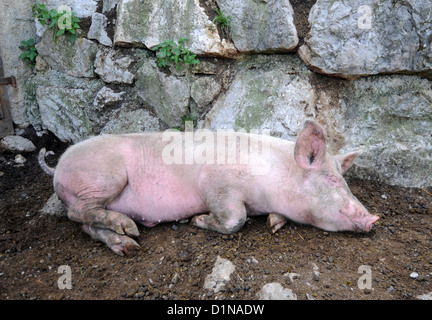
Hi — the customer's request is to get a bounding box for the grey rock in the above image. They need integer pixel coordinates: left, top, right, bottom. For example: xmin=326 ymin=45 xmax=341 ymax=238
xmin=88 ymin=13 xmax=113 ymax=47
xmin=35 ymin=33 xmax=98 ymax=78
xmin=40 ymin=193 xmax=66 ymax=216
xmin=93 ymin=86 xmax=125 ymax=109
xmin=34 ymin=1 xmax=98 ymax=38
xmin=135 ymin=59 xmax=190 ymax=127
xmin=190 ymin=76 xmax=222 ymax=112
xmin=114 ymin=0 xmax=238 ymax=57
xmin=299 ymin=0 xmax=432 ymax=79
xmin=103 ymin=0 xmax=120 ymax=13
xmin=14 ymin=154 xmax=27 ymax=164
xmin=94 ymin=49 xmax=135 ymax=84
xmin=417 ymin=292 xmax=432 ymax=300
xmin=100 ymin=108 xmax=161 ymax=134
xmin=217 ymin=0 xmax=298 ymax=52
xmin=40 ymin=0 xmax=98 ymax=18
xmin=35 ymin=73 xmax=104 ymax=143
xmin=0 ymin=0 xmax=38 ymax=125
xmin=200 ymin=55 xmax=318 ymax=140
xmin=341 ymin=74 xmax=432 ymax=187
xmin=257 ymin=283 xmax=297 ymax=300
xmin=0 ymin=136 xmax=36 ymax=153
xmin=203 ymin=256 xmax=235 ymax=293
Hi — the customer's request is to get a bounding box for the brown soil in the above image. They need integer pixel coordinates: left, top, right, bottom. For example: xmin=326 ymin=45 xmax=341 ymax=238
xmin=0 ymin=129 xmax=431 ymax=301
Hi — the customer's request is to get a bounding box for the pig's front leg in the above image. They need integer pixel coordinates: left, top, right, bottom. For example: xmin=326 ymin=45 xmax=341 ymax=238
xmin=267 ymin=213 xmax=289 ymax=233
xmin=191 ymin=200 xmax=247 ymax=234
xmin=82 ymin=225 xmax=140 ymax=256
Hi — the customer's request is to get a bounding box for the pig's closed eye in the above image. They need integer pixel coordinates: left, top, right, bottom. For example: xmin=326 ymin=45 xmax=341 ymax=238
xmin=328 ymin=175 xmax=340 ymax=185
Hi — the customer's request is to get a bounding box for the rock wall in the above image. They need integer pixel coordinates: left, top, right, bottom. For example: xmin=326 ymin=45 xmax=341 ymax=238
xmin=0 ymin=0 xmax=36 ymax=124
xmin=6 ymin=0 xmax=432 ymax=187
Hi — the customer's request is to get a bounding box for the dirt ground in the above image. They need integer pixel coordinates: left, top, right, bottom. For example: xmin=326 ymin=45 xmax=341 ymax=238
xmin=0 ymin=129 xmax=431 ymax=301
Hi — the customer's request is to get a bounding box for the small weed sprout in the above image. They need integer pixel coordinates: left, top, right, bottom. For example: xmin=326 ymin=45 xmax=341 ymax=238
xmin=19 ymin=38 xmax=38 ymax=68
xmin=172 ymin=115 xmax=197 ymax=131
xmin=31 ymin=3 xmax=83 ymax=44
xmin=154 ymin=38 xmax=200 ymax=70
xmin=210 ymin=8 xmax=231 ymax=34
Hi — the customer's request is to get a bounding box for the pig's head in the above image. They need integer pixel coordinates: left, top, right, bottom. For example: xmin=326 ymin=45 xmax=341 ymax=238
xmin=292 ymin=120 xmax=379 ymax=233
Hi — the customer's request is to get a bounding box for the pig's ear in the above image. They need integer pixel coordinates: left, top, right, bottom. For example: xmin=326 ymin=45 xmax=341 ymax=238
xmin=294 ymin=120 xmax=327 ymax=169
xmin=334 ymin=150 xmax=362 ymax=174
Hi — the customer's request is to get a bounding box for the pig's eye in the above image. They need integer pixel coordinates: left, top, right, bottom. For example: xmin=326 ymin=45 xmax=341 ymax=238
xmin=327 ymin=174 xmax=340 ymax=186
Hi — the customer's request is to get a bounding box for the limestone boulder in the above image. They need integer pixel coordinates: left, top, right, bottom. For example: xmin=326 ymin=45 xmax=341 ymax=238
xmin=0 ymin=136 xmax=36 ymax=153
xmin=100 ymin=108 xmax=161 ymax=134
xmin=38 ymin=0 xmax=98 ymax=18
xmin=88 ymin=13 xmax=113 ymax=47
xmin=94 ymin=49 xmax=135 ymax=84
xmin=341 ymin=74 xmax=432 ymax=187
xmin=299 ymin=0 xmax=432 ymax=79
xmin=200 ymin=55 xmax=319 ymax=140
xmin=34 ymin=70 xmax=104 ymax=143
xmin=135 ymin=59 xmax=191 ymax=127
xmin=35 ymin=33 xmax=98 ymax=78
xmin=114 ymin=0 xmax=238 ymax=57
xmin=216 ymin=0 xmax=298 ymax=52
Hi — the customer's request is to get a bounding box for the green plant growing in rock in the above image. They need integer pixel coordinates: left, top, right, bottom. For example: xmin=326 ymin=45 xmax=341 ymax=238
xmin=154 ymin=38 xmax=200 ymax=70
xmin=31 ymin=3 xmax=83 ymax=44
xmin=172 ymin=115 xmax=197 ymax=132
xmin=19 ymin=38 xmax=38 ymax=68
xmin=210 ymin=8 xmax=231 ymax=34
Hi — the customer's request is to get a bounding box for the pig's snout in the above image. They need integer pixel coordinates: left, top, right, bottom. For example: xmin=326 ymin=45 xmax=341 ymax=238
xmin=351 ymin=214 xmax=380 ymax=233
xmin=340 ymin=205 xmax=380 ymax=233
xmin=363 ymin=215 xmax=380 ymax=232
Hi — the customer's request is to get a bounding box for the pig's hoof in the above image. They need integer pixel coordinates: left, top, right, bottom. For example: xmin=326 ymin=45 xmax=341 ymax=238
xmin=190 ymin=215 xmax=205 ymax=227
xmin=123 ymin=243 xmax=141 ymax=256
xmin=267 ymin=213 xmax=288 ymax=234
xmin=110 ymin=236 xmax=141 ymax=257
xmin=111 ymin=215 xmax=140 ymax=237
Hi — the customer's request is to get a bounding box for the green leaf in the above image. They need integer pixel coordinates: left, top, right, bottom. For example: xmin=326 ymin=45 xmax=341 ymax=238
xmin=69 ymin=33 xmax=77 ymax=44
xmin=157 ymin=50 xmax=166 ymax=58
xmin=56 ymin=28 xmax=65 ymax=36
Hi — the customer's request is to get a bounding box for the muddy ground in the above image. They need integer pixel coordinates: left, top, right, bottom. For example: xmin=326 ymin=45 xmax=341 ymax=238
xmin=0 ymin=129 xmax=431 ymax=301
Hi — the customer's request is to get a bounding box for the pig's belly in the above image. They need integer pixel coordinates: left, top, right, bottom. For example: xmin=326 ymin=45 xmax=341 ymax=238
xmin=106 ymin=181 xmax=208 ymax=227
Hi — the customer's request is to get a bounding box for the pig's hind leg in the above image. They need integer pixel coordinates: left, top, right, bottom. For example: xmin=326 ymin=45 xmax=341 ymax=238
xmin=82 ymin=225 xmax=140 ymax=256
xmin=60 ymin=175 xmax=140 ymax=255
xmin=67 ymin=201 xmax=140 ymax=256
xmin=67 ymin=201 xmax=139 ymax=237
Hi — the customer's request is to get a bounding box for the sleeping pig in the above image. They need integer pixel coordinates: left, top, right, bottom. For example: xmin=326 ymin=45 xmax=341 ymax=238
xmin=39 ymin=120 xmax=379 ymax=256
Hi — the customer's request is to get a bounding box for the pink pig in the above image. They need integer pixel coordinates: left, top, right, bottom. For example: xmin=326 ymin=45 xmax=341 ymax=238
xmin=39 ymin=120 xmax=379 ymax=256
